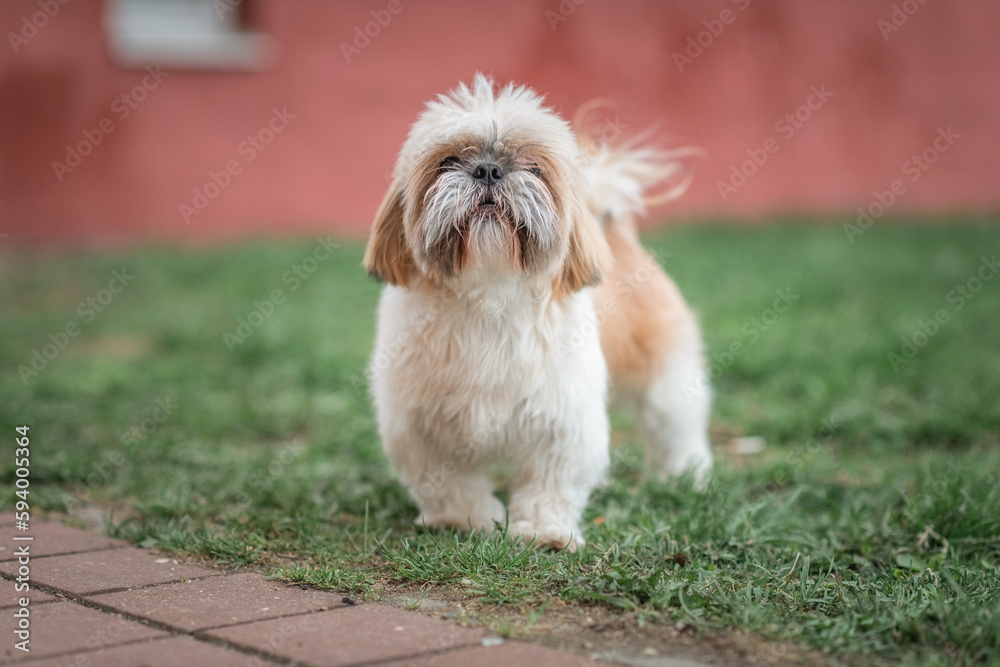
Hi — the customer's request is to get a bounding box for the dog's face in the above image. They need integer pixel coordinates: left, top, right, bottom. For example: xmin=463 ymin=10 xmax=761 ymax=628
xmin=364 ymin=74 xmax=610 ymax=294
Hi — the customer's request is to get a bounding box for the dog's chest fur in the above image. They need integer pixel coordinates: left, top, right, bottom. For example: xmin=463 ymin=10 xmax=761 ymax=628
xmin=373 ymin=282 xmax=602 ymax=458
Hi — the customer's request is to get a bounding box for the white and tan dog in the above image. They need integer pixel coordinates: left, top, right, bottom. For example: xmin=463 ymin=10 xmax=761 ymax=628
xmin=364 ymin=74 xmax=711 ymax=550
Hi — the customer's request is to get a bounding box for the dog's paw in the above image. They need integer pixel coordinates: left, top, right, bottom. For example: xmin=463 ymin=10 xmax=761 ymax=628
xmin=507 ymin=520 xmax=584 ymax=552
xmin=415 ymin=495 xmax=506 ymax=532
xmin=650 ymin=450 xmax=713 ymax=492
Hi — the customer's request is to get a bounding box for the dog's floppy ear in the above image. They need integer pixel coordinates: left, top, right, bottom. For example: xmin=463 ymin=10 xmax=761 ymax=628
xmin=553 ymin=198 xmax=613 ymax=298
xmin=363 ymin=179 xmax=414 ymax=286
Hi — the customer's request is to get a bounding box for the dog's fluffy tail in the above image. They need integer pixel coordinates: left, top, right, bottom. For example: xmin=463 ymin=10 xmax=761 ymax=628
xmin=581 ymin=136 xmax=703 ymax=229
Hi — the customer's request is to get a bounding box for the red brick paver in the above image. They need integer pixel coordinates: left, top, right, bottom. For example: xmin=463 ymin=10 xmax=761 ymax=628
xmin=20 ymin=636 xmax=275 ymax=667
xmin=0 ymin=520 xmax=620 ymax=667
xmin=91 ymin=571 xmax=347 ymax=631
xmin=0 ymin=601 xmax=166 ymax=663
xmin=0 ymin=583 xmax=55 ymax=609
xmin=1 ymin=523 xmax=127 ymax=561
xmin=0 ymin=547 xmax=219 ymax=595
xmin=380 ymin=641 xmax=607 ymax=666
xmin=206 ymin=605 xmax=484 ymax=666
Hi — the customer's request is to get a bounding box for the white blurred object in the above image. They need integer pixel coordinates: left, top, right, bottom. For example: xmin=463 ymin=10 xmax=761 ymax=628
xmin=729 ymin=436 xmax=766 ymax=455
xmin=106 ymin=0 xmax=276 ymax=71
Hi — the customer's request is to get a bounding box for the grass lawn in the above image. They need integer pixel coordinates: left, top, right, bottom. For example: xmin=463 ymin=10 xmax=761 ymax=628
xmin=3 ymin=221 xmax=999 ymax=665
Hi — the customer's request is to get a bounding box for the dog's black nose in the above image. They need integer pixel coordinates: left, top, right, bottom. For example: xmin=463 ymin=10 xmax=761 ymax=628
xmin=471 ymin=162 xmax=503 ymax=186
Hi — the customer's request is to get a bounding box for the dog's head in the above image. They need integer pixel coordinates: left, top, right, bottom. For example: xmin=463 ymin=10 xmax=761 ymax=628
xmin=364 ymin=73 xmax=610 ymax=295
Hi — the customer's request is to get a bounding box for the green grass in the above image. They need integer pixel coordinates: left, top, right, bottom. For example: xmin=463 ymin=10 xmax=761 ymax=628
xmin=2 ymin=222 xmax=999 ymax=665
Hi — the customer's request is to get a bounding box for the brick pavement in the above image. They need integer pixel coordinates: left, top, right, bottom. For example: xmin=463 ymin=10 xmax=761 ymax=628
xmin=0 ymin=520 xmax=608 ymax=666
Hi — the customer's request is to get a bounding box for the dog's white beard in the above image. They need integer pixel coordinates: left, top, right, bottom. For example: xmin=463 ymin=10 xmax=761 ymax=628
xmin=419 ymin=171 xmax=560 ymax=275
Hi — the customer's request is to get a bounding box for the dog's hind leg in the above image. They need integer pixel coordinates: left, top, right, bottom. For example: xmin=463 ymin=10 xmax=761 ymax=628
xmin=635 ymin=316 xmax=713 ymax=487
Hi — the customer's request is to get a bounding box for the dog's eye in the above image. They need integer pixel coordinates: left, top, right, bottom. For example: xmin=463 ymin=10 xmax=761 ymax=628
xmin=439 ymin=156 xmax=460 ymax=169
xmin=527 ymin=164 xmax=542 ymax=177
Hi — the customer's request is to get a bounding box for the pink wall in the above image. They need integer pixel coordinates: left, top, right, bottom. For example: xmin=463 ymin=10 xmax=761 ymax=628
xmin=1 ymin=0 xmax=998 ymax=246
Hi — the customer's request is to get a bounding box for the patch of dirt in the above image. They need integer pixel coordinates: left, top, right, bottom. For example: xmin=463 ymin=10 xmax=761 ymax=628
xmin=371 ymin=580 xmax=835 ymax=667
xmin=66 ymin=334 xmax=154 ymax=359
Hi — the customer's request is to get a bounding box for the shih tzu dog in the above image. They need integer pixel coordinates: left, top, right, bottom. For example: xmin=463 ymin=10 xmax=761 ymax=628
xmin=364 ymin=74 xmax=712 ymax=550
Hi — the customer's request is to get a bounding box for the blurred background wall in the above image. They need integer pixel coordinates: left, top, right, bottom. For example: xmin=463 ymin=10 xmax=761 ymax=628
xmin=1 ymin=0 xmax=998 ymax=246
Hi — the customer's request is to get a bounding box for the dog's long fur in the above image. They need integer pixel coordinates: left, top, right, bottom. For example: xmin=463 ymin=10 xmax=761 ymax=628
xmin=364 ymin=75 xmax=712 ymax=550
